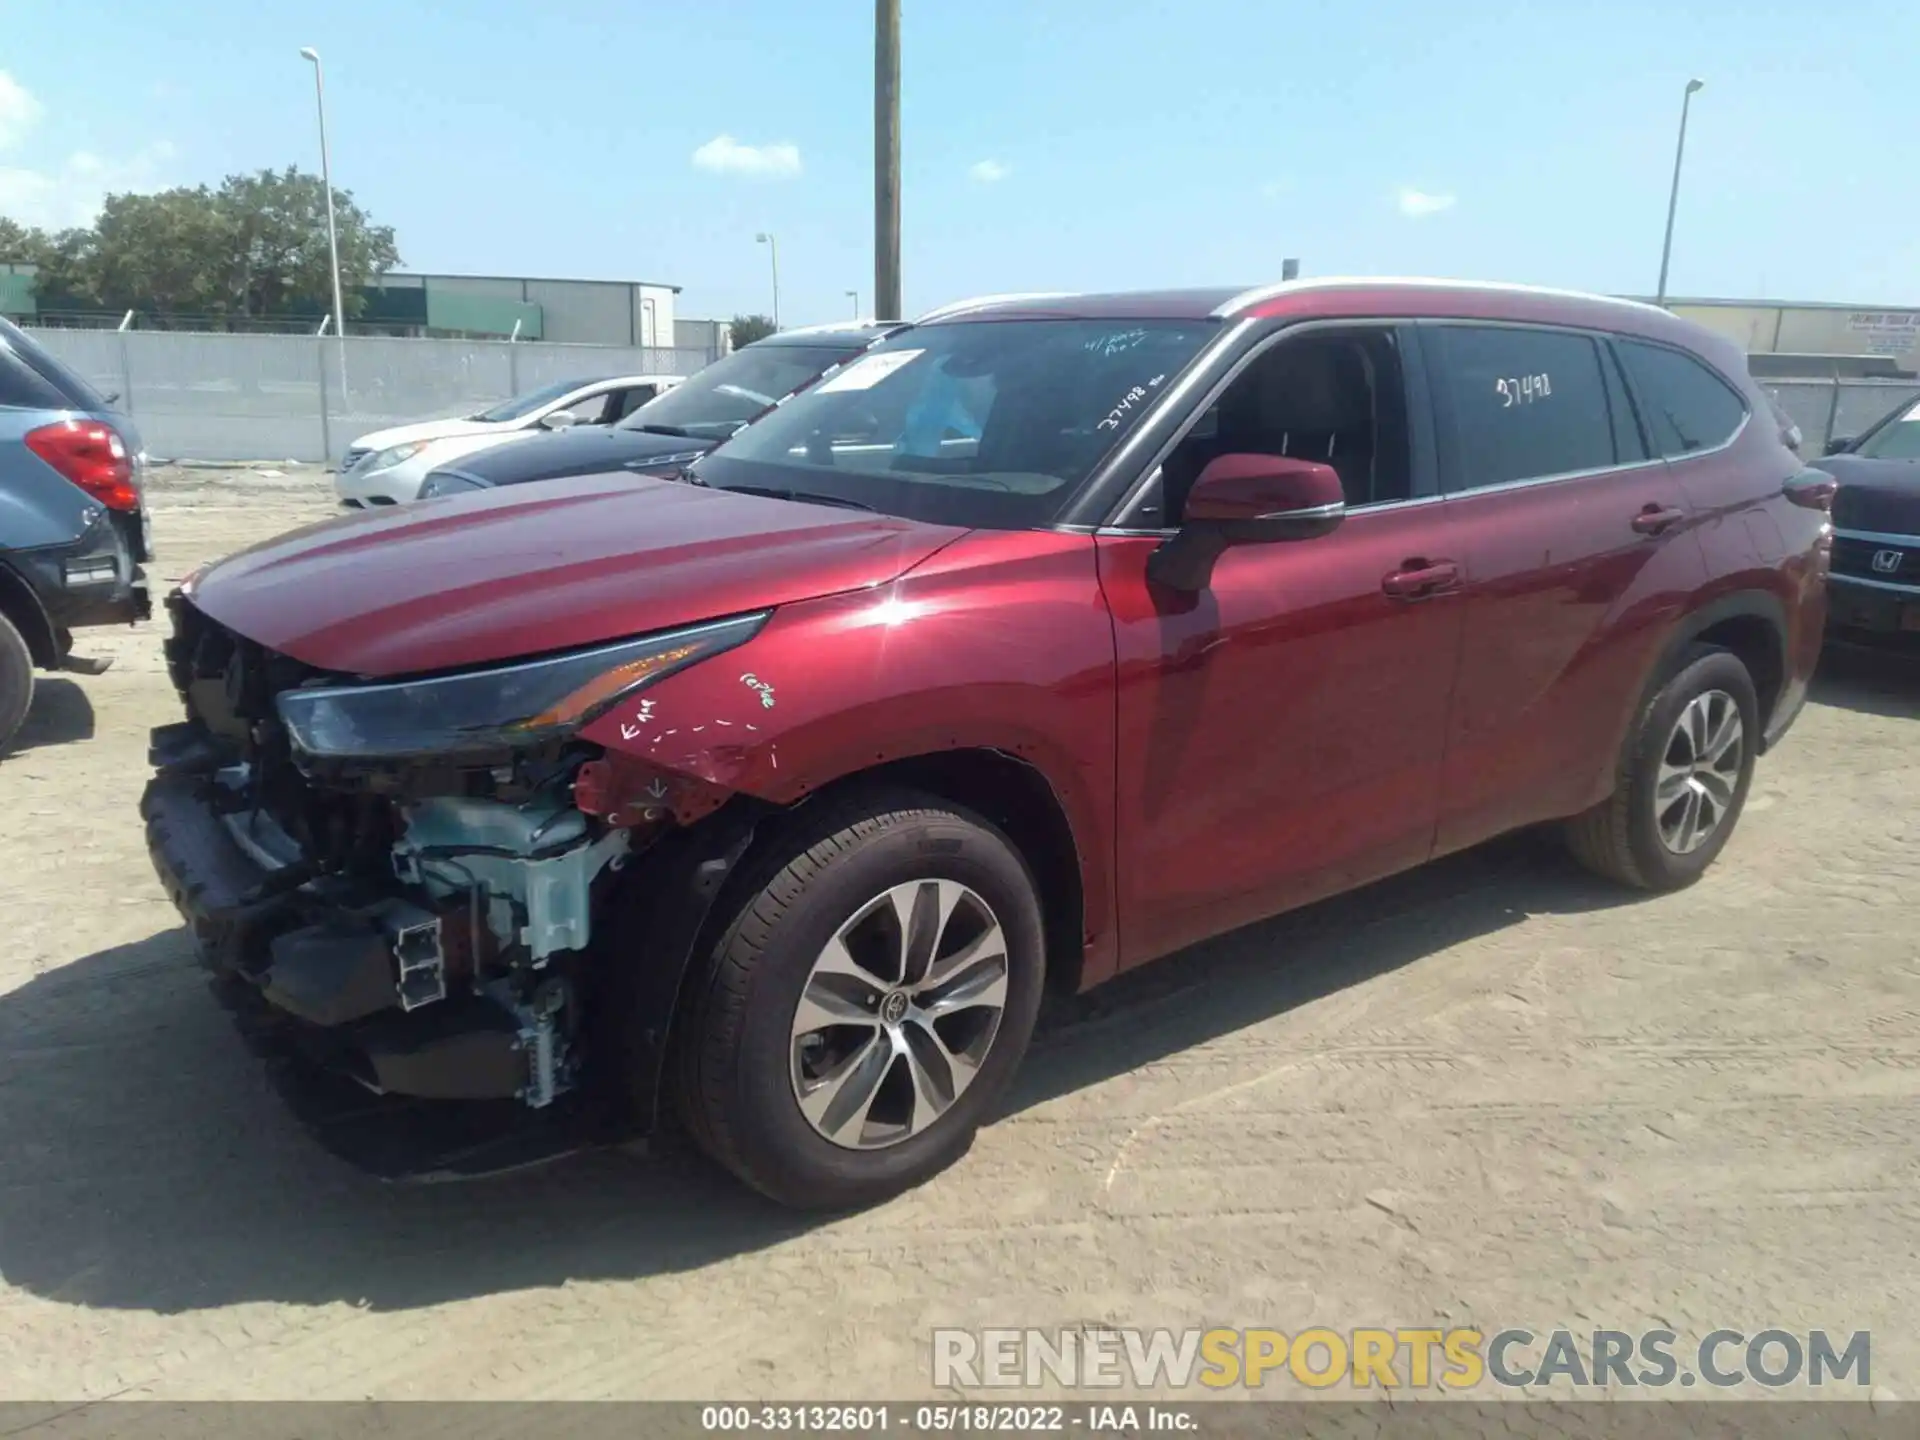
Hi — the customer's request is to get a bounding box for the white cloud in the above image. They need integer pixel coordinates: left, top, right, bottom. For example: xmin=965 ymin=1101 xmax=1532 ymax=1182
xmin=0 ymin=142 xmax=177 ymax=230
xmin=1397 ymin=187 xmax=1456 ymax=219
xmin=0 ymin=72 xmax=176 ymax=228
xmin=0 ymin=70 xmax=44 ymax=150
xmin=968 ymin=159 xmax=1010 ymax=184
xmin=691 ymin=134 xmax=802 ymax=178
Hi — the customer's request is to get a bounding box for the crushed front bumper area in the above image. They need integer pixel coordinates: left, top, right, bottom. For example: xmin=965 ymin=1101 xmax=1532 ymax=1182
xmin=141 ymin=766 xmax=532 ymax=1099
xmin=141 ymin=737 xmax=622 ymax=1179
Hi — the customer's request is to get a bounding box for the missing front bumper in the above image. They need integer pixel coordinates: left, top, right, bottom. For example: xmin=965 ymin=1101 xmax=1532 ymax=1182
xmin=140 ymin=767 xmax=528 ymax=1104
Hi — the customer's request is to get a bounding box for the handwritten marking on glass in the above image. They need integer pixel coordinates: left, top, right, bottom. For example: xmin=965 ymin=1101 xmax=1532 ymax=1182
xmin=1096 ymin=374 xmax=1172 ymax=432
xmin=1086 ymin=328 xmax=1148 ymax=357
xmin=1496 ymin=373 xmax=1552 ymax=408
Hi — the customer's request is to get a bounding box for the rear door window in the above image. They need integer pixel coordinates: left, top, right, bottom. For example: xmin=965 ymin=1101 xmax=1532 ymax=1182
xmin=1430 ymin=325 xmax=1632 ymax=490
xmin=1616 ymin=339 xmax=1747 ymax=457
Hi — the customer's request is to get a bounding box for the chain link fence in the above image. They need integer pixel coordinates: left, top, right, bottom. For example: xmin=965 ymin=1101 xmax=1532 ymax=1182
xmin=24 ymin=328 xmax=718 ymax=464
xmin=1759 ymin=377 xmax=1919 ymax=456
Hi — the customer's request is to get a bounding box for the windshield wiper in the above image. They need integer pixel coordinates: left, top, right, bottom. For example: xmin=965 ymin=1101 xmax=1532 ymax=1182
xmin=718 ymin=483 xmax=876 ymax=512
xmin=633 ymin=422 xmax=699 ymax=438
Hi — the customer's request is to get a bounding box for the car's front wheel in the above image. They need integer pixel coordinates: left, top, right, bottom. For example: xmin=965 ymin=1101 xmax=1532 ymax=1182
xmin=673 ymin=790 xmax=1045 ymax=1209
xmin=1566 ymin=643 xmax=1760 ymax=890
xmin=0 ymin=612 xmax=34 ymax=757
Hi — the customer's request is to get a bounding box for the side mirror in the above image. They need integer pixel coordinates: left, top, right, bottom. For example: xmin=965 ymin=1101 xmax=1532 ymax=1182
xmin=541 ymin=409 xmax=579 ymax=431
xmin=1147 ymin=454 xmax=1346 ymax=591
xmin=1824 ymin=435 xmax=1854 ymax=457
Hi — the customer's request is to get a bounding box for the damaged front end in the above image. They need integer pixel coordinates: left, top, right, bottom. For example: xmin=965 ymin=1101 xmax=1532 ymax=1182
xmin=141 ymin=591 xmax=765 ymax=1169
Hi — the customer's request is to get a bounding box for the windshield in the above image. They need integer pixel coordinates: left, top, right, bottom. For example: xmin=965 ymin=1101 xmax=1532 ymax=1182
xmin=692 ymin=318 xmax=1219 ymax=529
xmin=616 ymin=343 xmax=864 ymax=440
xmin=1855 ymin=400 xmax=1920 ymax=460
xmin=471 ymin=378 xmax=595 ymax=423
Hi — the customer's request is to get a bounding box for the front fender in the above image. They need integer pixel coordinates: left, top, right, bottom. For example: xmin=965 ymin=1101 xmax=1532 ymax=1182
xmin=576 ymin=527 xmax=1120 ymax=977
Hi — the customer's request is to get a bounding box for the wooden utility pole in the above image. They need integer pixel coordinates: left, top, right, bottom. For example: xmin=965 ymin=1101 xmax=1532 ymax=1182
xmin=874 ymin=0 xmax=902 ymax=321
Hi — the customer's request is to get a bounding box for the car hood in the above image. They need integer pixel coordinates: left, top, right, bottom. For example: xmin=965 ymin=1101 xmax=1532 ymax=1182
xmin=1825 ymin=454 xmax=1920 ymax=534
xmin=437 ymin=426 xmax=718 ymax=488
xmin=348 ymin=416 xmax=510 ymax=452
xmin=186 ymin=472 xmax=967 ymax=676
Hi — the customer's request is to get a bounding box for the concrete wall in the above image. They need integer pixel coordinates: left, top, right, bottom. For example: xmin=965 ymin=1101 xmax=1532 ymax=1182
xmin=28 ymin=326 xmax=714 ymax=463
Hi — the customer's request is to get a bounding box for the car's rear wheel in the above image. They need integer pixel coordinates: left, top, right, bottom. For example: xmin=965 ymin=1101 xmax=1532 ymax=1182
xmin=1566 ymin=644 xmax=1759 ymax=890
xmin=673 ymin=790 xmax=1045 ymax=1209
xmin=0 ymin=612 xmax=34 ymax=757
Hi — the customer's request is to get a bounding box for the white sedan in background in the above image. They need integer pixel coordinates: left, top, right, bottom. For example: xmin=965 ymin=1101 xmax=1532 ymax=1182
xmin=335 ymin=372 xmax=682 ymax=507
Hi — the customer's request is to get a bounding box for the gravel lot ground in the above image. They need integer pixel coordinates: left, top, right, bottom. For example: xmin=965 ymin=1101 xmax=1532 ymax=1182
xmin=0 ymin=464 xmax=1916 ymax=1404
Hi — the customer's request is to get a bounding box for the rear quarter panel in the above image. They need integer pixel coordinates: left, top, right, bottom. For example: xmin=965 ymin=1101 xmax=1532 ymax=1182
xmin=575 ymin=528 xmax=1124 ymax=985
xmin=1664 ymin=365 xmax=1829 ymax=740
xmin=0 ymin=409 xmax=95 ymax=550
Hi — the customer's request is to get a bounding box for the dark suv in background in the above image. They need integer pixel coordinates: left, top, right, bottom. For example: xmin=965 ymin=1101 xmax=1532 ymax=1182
xmin=1817 ymin=392 xmax=1920 ymax=644
xmin=0 ymin=316 xmax=151 ymax=752
xmin=417 ymin=323 xmax=904 ymax=499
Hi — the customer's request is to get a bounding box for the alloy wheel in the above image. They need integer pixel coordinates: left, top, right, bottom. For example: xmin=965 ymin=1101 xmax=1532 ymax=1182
xmin=1655 ymin=688 xmax=1745 ymax=855
xmin=788 ymin=879 xmax=1010 ymax=1150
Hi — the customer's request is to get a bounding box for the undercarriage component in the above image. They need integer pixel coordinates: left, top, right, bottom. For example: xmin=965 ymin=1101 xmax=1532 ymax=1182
xmin=500 ymin=976 xmax=574 ymax=1109
xmin=392 ymin=794 xmax=630 ymax=966
xmin=261 ymin=920 xmax=402 ymax=1027
xmin=367 ymin=898 xmax=447 ymax=1010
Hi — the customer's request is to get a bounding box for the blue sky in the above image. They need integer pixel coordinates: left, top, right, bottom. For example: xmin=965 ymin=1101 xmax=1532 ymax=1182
xmin=1 ymin=0 xmax=1913 ymax=326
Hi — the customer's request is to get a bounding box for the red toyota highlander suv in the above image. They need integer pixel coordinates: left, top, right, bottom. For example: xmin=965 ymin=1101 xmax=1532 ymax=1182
xmin=143 ymin=280 xmax=1831 ymax=1208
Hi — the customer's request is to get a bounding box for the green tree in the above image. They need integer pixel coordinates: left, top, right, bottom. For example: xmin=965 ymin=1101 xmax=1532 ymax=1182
xmin=0 ymin=166 xmax=399 ymax=323
xmin=212 ymin=167 xmax=398 ymax=320
xmin=0 ymin=217 xmax=49 ymax=265
xmin=730 ymin=313 xmax=777 ymax=347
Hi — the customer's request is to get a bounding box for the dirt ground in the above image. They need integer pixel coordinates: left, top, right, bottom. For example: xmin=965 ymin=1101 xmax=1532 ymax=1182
xmin=0 ymin=465 xmax=1916 ymax=1404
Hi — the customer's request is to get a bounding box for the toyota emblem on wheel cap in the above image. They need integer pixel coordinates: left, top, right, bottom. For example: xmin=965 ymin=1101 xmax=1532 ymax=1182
xmin=1872 ymin=548 xmax=1904 ymax=574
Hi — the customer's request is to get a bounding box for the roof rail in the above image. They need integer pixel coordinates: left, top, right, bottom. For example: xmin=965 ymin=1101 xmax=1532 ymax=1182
xmin=1212 ymin=276 xmax=1672 ymax=318
xmin=914 ymin=291 xmax=1078 ymax=323
xmin=770 ymin=318 xmax=896 ymax=336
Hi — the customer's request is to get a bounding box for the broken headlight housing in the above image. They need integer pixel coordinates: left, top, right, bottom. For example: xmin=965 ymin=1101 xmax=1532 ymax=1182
xmin=276 ymin=612 xmax=768 ymax=761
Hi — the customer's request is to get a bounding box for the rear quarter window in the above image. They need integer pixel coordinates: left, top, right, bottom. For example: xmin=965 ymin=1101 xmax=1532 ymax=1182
xmin=0 ymin=319 xmax=113 ymax=413
xmin=0 ymin=342 xmax=65 ymax=410
xmin=1616 ymin=339 xmax=1747 ymax=457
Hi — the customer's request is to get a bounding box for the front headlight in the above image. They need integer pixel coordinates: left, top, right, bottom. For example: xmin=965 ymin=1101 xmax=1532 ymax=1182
xmin=363 ymin=441 xmax=429 ymax=473
xmin=419 ymin=471 xmax=485 ymax=499
xmin=275 ymin=612 xmax=768 ymax=761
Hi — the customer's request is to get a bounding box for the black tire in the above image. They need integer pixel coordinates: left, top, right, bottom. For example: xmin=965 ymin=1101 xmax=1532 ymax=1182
xmin=672 ymin=788 xmax=1046 ymax=1210
xmin=0 ymin=612 xmax=33 ymax=758
xmin=1565 ymin=644 xmax=1759 ymax=890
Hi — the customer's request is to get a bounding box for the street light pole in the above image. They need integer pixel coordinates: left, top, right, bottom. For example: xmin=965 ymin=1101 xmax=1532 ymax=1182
xmin=1655 ymin=78 xmax=1705 ymax=306
xmin=756 ymin=232 xmax=780 ymax=329
xmin=299 ymin=47 xmax=347 ymax=342
xmin=847 ymin=289 xmax=860 ymax=318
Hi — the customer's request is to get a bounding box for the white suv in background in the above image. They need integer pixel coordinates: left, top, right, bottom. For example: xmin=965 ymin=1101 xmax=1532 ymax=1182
xmin=335 ymin=372 xmax=683 ymax=507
